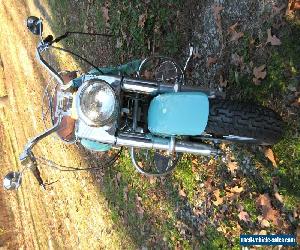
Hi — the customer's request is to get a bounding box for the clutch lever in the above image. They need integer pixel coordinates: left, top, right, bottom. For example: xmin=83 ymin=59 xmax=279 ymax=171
xmin=20 ymin=151 xmax=45 ymax=190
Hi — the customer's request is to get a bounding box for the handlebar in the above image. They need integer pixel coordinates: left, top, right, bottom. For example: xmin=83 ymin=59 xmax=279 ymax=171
xmin=36 ymin=43 xmax=64 ymax=85
xmin=19 ymin=115 xmax=63 ymax=189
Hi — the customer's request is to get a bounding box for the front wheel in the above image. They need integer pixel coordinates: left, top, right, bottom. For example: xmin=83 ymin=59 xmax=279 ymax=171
xmin=205 ymin=99 xmax=284 ymax=145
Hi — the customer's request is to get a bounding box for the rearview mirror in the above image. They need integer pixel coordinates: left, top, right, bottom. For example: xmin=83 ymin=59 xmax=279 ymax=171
xmin=3 ymin=171 xmax=22 ymax=190
xmin=26 ymin=16 xmax=43 ymax=36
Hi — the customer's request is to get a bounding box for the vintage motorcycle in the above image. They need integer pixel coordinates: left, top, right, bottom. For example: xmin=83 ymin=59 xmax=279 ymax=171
xmin=3 ymin=16 xmax=284 ymax=190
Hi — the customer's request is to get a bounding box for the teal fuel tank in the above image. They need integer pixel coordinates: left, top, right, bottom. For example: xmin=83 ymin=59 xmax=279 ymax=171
xmin=148 ymin=92 xmax=209 ymax=136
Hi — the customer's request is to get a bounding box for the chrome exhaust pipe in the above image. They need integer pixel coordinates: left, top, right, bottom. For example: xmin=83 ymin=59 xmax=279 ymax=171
xmin=115 ymin=133 xmax=217 ymax=156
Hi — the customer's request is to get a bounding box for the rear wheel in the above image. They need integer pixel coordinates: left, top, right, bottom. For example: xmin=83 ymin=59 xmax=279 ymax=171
xmin=205 ymin=100 xmax=284 ymax=145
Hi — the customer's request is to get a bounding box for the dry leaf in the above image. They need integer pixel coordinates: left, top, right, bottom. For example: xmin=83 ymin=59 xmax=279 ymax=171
xmin=228 ymin=22 xmax=244 ymax=42
xmin=228 ymin=161 xmax=238 ymax=174
xmin=264 ymin=148 xmax=277 ymax=167
xmin=138 ymin=13 xmax=147 ymax=28
xmin=253 ymin=77 xmax=261 ymax=85
xmin=231 ymin=53 xmax=244 ymax=68
xmin=238 ymin=211 xmax=250 ymax=222
xmin=192 ymin=47 xmax=201 ymax=59
xmin=149 ymin=176 xmax=156 ymax=184
xmin=101 ymin=6 xmax=110 ymax=27
xmin=230 ymin=186 xmax=244 ymax=193
xmin=266 ymin=29 xmax=281 ymax=46
xmin=212 ymin=4 xmax=224 ymax=32
xmin=229 ymin=30 xmax=244 ymax=42
xmin=259 ymin=230 xmax=267 ymax=235
xmin=219 ymin=75 xmax=228 ymax=87
xmin=291 ymin=1 xmax=300 ymax=11
xmin=213 ymin=189 xmax=224 ymax=206
xmin=256 ymin=193 xmax=282 ymax=226
xmin=179 ymin=188 xmax=187 ymax=197
xmin=116 ymin=172 xmax=122 ymax=183
xmin=228 ymin=22 xmax=238 ymax=32
xmin=137 ymin=161 xmax=144 ymax=168
xmin=207 ymin=56 xmax=217 ymax=67
xmin=261 ymin=219 xmax=270 ymax=228
xmin=253 ymin=65 xmax=267 ymax=80
xmin=274 ymin=192 xmax=284 ymax=203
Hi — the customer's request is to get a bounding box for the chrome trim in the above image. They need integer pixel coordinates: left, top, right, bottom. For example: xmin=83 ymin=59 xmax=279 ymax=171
xmin=36 ymin=46 xmax=64 ymax=85
xmin=115 ymin=134 xmax=217 ymax=156
xmin=20 ymin=115 xmax=63 ymax=161
xmin=183 ymin=44 xmax=194 ymax=71
xmin=223 ymin=135 xmax=257 ymax=141
xmin=122 ymin=78 xmax=159 ymax=94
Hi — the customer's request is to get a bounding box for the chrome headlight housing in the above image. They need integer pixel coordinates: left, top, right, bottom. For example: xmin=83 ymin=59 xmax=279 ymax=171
xmin=77 ymin=79 xmax=118 ymax=127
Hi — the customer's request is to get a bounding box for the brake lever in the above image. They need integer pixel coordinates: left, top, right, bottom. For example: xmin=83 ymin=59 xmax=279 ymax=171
xmin=20 ymin=152 xmax=46 ymax=190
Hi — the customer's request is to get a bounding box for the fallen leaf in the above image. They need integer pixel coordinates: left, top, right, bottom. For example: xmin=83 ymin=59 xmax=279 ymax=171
xmin=204 ymin=178 xmax=214 ymax=193
xmin=264 ymin=148 xmax=277 ymax=167
xmin=253 ymin=77 xmax=261 ymax=85
xmin=179 ymin=188 xmax=187 ymax=197
xmin=274 ymin=192 xmax=284 ymax=203
xmin=266 ymin=29 xmax=281 ymax=46
xmin=291 ymin=1 xmax=300 ymax=11
xmin=212 ymin=4 xmax=224 ymax=32
xmin=213 ymin=189 xmax=224 ymax=206
xmin=231 ymin=53 xmax=244 ymax=68
xmin=192 ymin=47 xmax=201 ymax=59
xmin=228 ymin=161 xmax=238 ymax=174
xmin=291 ymin=97 xmax=300 ymax=107
xmin=192 ymin=158 xmax=198 ymax=165
xmin=138 ymin=13 xmax=147 ymax=28
xmin=259 ymin=230 xmax=267 ymax=235
xmin=207 ymin=56 xmax=217 ymax=67
xmin=219 ymin=74 xmax=228 ymax=87
xmin=101 ymin=6 xmax=110 ymax=27
xmin=148 ymin=176 xmax=156 ymax=184
xmin=116 ymin=172 xmax=122 ymax=183
xmin=238 ymin=211 xmax=250 ymax=222
xmin=228 ymin=22 xmax=244 ymax=42
xmin=253 ymin=65 xmax=267 ymax=80
xmin=230 ymin=186 xmax=244 ymax=193
xmin=256 ymin=193 xmax=282 ymax=226
xmin=261 ymin=219 xmax=270 ymax=228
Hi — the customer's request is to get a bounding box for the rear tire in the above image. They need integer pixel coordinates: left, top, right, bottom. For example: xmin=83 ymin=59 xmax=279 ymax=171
xmin=205 ymin=99 xmax=284 ymax=145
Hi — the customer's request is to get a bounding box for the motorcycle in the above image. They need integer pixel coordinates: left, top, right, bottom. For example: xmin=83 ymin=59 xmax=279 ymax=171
xmin=3 ymin=16 xmax=284 ymax=190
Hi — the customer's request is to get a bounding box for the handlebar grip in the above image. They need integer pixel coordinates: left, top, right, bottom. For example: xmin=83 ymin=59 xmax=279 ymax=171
xmin=31 ymin=165 xmax=46 ymax=190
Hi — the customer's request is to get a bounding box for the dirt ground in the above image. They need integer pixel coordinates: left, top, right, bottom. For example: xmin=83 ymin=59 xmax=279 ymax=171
xmin=0 ymin=0 xmax=135 ymax=249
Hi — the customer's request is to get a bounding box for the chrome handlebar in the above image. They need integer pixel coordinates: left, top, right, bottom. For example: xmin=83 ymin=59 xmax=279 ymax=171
xmin=36 ymin=44 xmax=64 ymax=85
xmin=18 ymin=115 xmax=63 ymax=189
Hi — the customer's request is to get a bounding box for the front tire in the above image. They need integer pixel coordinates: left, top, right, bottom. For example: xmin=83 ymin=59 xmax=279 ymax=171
xmin=205 ymin=100 xmax=284 ymax=145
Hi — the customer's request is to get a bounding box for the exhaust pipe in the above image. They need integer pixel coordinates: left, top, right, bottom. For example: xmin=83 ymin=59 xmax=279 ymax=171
xmin=116 ymin=133 xmax=218 ymax=156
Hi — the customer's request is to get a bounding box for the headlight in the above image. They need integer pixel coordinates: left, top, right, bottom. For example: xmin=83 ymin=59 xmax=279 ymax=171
xmin=77 ymin=79 xmax=118 ymax=127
